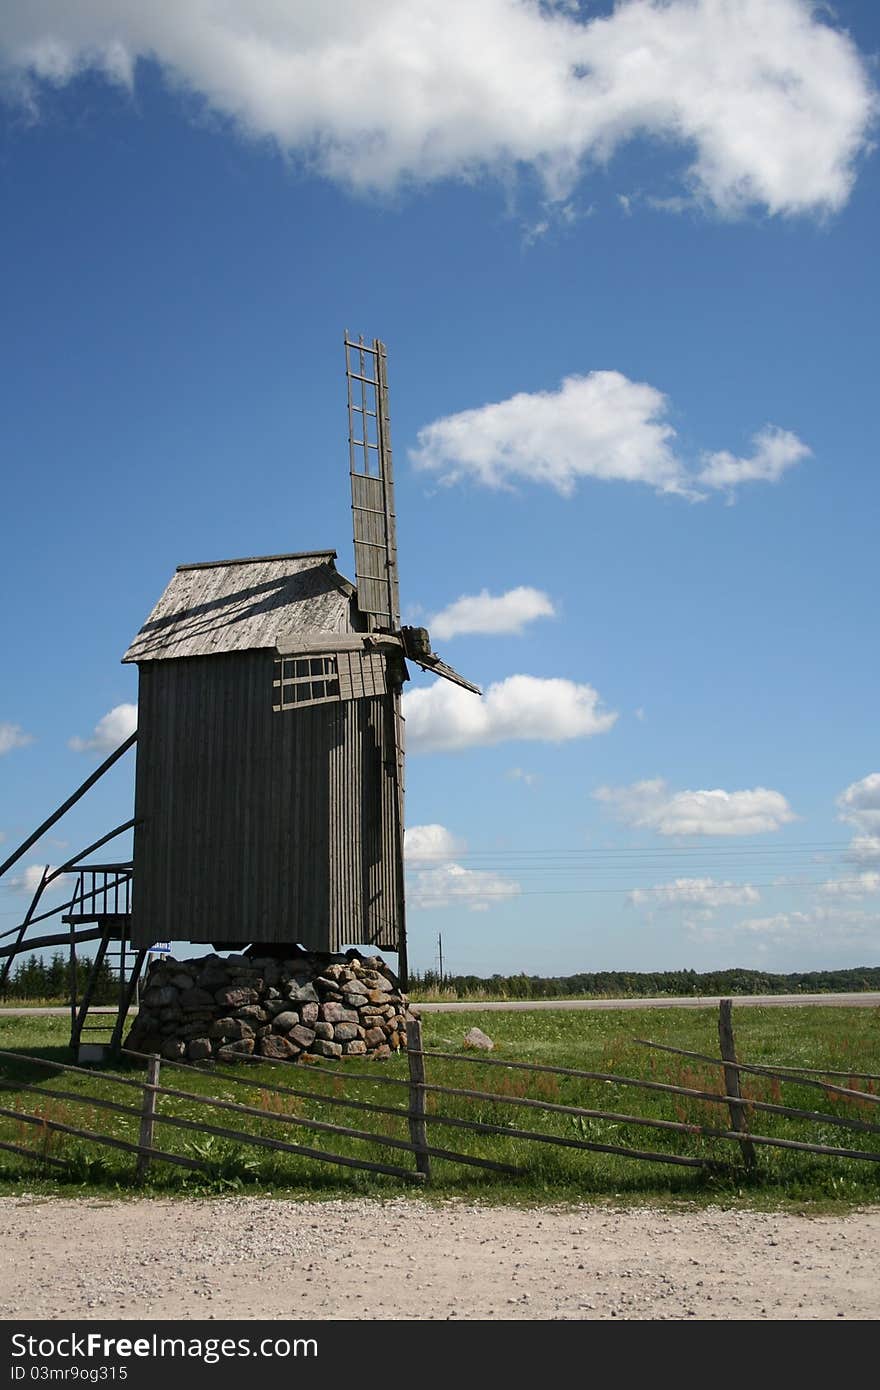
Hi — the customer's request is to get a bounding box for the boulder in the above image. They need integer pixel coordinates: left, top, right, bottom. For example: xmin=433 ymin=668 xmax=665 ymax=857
xmin=271 ymin=1010 xmax=300 ymax=1033
xmin=320 ymin=1003 xmax=359 ymax=1025
xmin=258 ymin=1035 xmax=297 ymax=1060
xmin=290 ymin=1024 xmax=316 ymax=1049
xmin=214 ymin=985 xmax=258 ymax=1009
xmin=218 ymin=1038 xmax=255 ymax=1060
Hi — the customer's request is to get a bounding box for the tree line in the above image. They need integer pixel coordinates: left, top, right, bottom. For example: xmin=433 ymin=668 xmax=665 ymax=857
xmin=410 ymin=965 xmax=880 ymax=999
xmin=1 ymin=952 xmax=120 ymax=1003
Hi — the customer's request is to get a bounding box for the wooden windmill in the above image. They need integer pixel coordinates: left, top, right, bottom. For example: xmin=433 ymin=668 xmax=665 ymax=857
xmin=120 ymin=334 xmax=479 ymax=987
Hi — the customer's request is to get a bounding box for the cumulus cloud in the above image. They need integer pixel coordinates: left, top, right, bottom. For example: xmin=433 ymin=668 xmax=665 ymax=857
xmin=819 ymin=872 xmax=880 ymax=899
xmin=0 ymin=1 xmax=874 ymax=218
xmin=836 ymin=774 xmax=880 ymax=871
xmin=403 ymin=674 xmax=617 ymax=754
xmin=69 ymin=703 xmax=137 ymax=754
xmin=8 ymin=863 xmax=68 ymax=895
xmin=837 ymin=773 xmax=880 ymax=833
xmin=737 ymin=906 xmax=880 ymax=945
xmin=697 ymin=426 xmax=811 ymax=493
xmin=0 ymin=722 xmax=34 ymax=755
xmin=404 ymin=821 xmax=520 ymax=910
xmin=404 ymin=824 xmax=466 ymax=862
xmin=411 ymin=371 xmax=809 ymax=500
xmin=595 ymin=778 xmax=796 ymax=837
xmin=409 ymin=861 xmax=521 ymax=913
xmin=630 ymin=878 xmax=760 ymax=909
xmin=430 ymin=587 xmax=555 ymax=640
xmin=412 ymin=372 xmax=690 ymax=497
xmin=844 ymin=835 xmax=880 ymax=868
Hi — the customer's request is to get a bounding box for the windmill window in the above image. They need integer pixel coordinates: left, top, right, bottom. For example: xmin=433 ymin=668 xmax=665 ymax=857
xmin=273 ymin=655 xmax=341 ymax=711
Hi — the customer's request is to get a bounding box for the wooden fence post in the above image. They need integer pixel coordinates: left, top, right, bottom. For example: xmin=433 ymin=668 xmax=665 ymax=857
xmin=135 ymin=1053 xmax=161 ymax=1183
xmin=718 ymin=1000 xmax=756 ymax=1171
xmin=406 ymin=1018 xmax=431 ymax=1179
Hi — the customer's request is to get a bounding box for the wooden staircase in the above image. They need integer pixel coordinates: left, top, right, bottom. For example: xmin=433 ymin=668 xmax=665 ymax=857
xmin=62 ymin=867 xmax=146 ymax=1058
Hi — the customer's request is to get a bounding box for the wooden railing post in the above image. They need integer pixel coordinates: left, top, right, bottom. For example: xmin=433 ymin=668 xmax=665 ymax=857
xmin=718 ymin=999 xmax=757 ymax=1171
xmin=406 ymin=1018 xmax=431 ymax=1179
xmin=136 ymin=1054 xmax=161 ymax=1183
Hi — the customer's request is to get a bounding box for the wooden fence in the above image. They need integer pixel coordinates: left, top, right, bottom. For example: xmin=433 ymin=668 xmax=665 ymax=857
xmin=0 ymin=1004 xmax=878 ymax=1185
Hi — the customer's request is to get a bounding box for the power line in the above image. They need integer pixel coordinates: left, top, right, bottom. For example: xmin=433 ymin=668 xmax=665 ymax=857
xmin=407 ymin=875 xmax=878 ymax=902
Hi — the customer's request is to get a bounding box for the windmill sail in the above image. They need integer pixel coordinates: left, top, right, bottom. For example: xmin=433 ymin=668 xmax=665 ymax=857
xmin=400 ymin=625 xmax=482 ymax=695
xmin=345 ymin=334 xmax=400 ymax=630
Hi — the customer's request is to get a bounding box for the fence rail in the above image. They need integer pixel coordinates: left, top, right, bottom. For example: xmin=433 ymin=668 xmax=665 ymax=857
xmin=0 ymin=1003 xmax=877 ymax=1186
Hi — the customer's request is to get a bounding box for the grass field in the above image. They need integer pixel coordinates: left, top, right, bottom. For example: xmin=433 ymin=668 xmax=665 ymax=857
xmin=0 ymin=1004 xmax=878 ymax=1207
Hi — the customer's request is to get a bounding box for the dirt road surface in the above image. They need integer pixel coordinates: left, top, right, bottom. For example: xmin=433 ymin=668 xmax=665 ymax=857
xmin=0 ymin=1196 xmax=876 ymax=1321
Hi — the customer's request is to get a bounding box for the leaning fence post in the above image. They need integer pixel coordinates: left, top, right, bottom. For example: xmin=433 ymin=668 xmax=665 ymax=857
xmin=136 ymin=1053 xmax=161 ymax=1183
xmin=406 ymin=1017 xmax=431 ymax=1179
xmin=718 ymin=999 xmax=756 ymax=1171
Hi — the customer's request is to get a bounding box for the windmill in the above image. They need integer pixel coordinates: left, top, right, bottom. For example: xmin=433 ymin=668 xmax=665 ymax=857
xmin=129 ymin=334 xmax=482 ymax=988
xmin=0 ymin=334 xmax=479 ymax=1049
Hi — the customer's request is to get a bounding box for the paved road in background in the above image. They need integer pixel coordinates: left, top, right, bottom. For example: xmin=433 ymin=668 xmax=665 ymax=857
xmin=418 ymin=992 xmax=880 ymax=1012
xmin=2 ymin=991 xmax=878 ymax=1017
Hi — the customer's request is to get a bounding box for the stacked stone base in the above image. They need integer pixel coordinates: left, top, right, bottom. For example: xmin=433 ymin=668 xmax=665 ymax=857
xmin=125 ymin=950 xmax=415 ymax=1064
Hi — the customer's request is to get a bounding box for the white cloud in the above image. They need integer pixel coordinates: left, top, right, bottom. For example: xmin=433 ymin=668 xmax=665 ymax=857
xmin=411 ymin=372 xmax=690 ymax=498
xmin=403 ymin=674 xmax=617 ymax=753
xmin=430 ymin=587 xmax=555 ymax=640
xmin=737 ymin=906 xmax=880 ymax=945
xmin=737 ymin=910 xmax=812 ymax=936
xmin=507 ymin=767 xmax=538 ymax=788
xmin=0 ymin=722 xmax=34 ymax=755
xmin=410 ymin=370 xmax=809 ymax=500
xmin=630 ymin=878 xmax=760 ymax=909
xmin=697 ymin=426 xmax=811 ymax=493
xmin=844 ymin=835 xmax=880 ymax=868
xmin=595 ymin=778 xmax=796 ymax=837
xmin=837 ymin=773 xmax=880 ymax=833
xmin=69 ymin=703 xmax=137 ymax=754
xmin=409 ymin=861 xmax=521 ymax=913
xmin=1 ymin=1 xmax=873 ymax=218
xmin=404 ymin=821 xmax=520 ymax=910
xmin=404 ymin=824 xmax=465 ymax=862
xmin=8 ymin=863 xmax=68 ymax=895
xmin=819 ymin=872 xmax=880 ymax=900
xmin=836 ymin=775 xmax=880 ymax=870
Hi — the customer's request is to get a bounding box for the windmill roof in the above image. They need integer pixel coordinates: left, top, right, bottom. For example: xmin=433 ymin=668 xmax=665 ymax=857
xmin=123 ymin=551 xmax=362 ymax=663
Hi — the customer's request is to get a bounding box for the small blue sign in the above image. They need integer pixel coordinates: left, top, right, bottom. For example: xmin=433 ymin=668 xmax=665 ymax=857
xmin=149 ymin=942 xmax=172 ymax=953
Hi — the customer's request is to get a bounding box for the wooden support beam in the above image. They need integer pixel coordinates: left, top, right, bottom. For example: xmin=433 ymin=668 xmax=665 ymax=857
xmin=136 ymin=1054 xmax=160 ymax=1184
xmin=0 ymin=925 xmax=104 ymax=960
xmin=0 ymin=732 xmax=136 ymax=881
xmin=718 ymin=999 xmax=757 ymax=1171
xmin=406 ymin=1020 xmax=431 ymax=1178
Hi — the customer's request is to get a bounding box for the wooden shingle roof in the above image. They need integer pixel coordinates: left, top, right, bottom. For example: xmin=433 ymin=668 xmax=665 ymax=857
xmin=123 ymin=552 xmax=362 ymax=663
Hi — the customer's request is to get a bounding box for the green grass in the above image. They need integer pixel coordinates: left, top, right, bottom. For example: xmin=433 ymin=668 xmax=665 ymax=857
xmin=0 ymin=1005 xmax=878 ymax=1208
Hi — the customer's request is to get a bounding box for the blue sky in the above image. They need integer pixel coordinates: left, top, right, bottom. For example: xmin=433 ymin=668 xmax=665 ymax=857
xmin=1 ymin=0 xmax=879 ymax=978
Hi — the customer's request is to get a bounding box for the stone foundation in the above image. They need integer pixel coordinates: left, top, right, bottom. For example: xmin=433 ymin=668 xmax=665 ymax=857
xmin=125 ymin=950 xmax=415 ymax=1063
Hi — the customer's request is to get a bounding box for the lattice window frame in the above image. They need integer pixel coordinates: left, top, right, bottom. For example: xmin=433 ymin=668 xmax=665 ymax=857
xmin=273 ymin=654 xmax=341 ymax=711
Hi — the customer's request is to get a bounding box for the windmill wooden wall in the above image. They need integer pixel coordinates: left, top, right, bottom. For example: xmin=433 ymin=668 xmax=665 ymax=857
xmin=124 ymin=552 xmax=403 ymax=954
xmin=131 ymin=649 xmax=401 ymax=951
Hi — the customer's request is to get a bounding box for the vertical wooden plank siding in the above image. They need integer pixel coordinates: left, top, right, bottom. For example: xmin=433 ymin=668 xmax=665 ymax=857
xmin=132 ymin=652 xmax=400 ymax=951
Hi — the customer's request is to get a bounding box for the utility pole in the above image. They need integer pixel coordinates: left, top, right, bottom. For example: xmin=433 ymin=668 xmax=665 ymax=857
xmin=438 ymin=932 xmax=444 ymax=985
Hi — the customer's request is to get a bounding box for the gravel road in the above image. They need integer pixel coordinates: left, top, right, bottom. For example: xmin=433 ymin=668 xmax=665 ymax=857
xmin=0 ymin=1196 xmax=877 ymax=1321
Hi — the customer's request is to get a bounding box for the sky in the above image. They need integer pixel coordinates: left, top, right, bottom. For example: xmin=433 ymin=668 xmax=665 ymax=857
xmin=1 ymin=0 xmax=879 ymax=979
